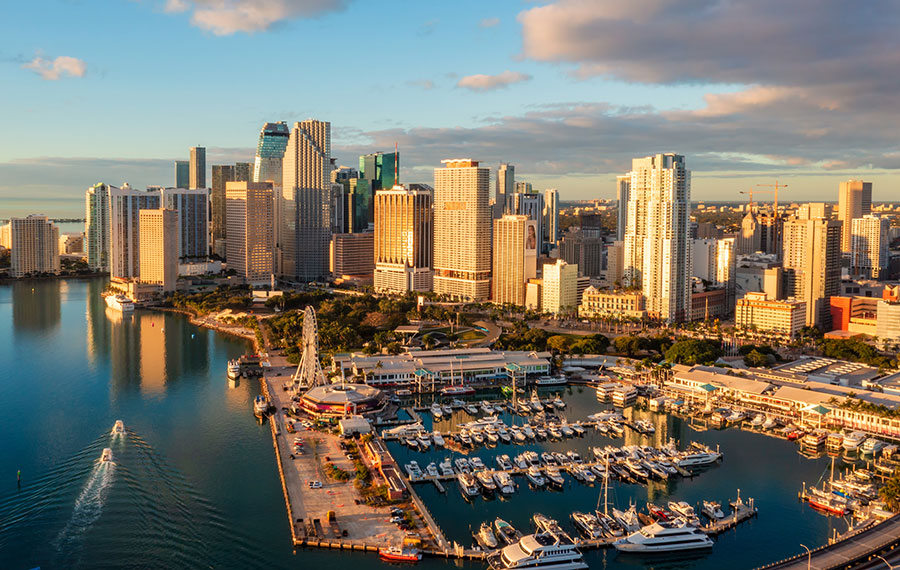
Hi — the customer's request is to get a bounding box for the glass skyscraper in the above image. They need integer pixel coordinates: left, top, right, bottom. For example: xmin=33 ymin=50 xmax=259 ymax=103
xmin=174 ymin=161 xmax=189 ymax=189
xmin=252 ymin=122 xmax=290 ymax=184
xmin=351 ymin=152 xmax=397 ymax=233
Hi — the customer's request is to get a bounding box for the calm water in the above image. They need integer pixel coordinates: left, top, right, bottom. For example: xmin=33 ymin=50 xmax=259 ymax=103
xmin=0 ymin=278 xmax=851 ymax=569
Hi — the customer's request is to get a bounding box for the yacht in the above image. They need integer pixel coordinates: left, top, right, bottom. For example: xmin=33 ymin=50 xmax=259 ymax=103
xmin=826 ymin=432 xmax=844 ymax=451
xmin=111 ymin=420 xmax=125 ymax=436
xmin=843 ymin=431 xmax=867 ymax=451
xmin=522 ymin=425 xmax=536 ymax=440
xmin=497 ymin=454 xmax=514 ymax=471
xmin=100 ymin=448 xmax=113 ymax=462
xmin=494 ymin=471 xmax=516 ymax=495
xmin=105 ymin=293 xmax=134 ymax=312
xmin=431 ymin=403 xmax=443 ymax=420
xmin=405 ymin=461 xmax=422 ymax=479
xmin=458 ymin=473 xmax=480 ymax=498
xmin=611 ymin=506 xmax=641 ymax=533
xmin=472 ymin=430 xmax=485 ymax=445
xmin=535 ymin=375 xmax=568 ymax=386
xmin=494 ymin=518 xmax=523 ymax=546
xmin=750 ymin=414 xmax=766 ymax=427
xmin=488 ymin=533 xmax=588 ymax=570
xmin=552 ymin=395 xmax=566 ymax=409
xmin=560 ymin=424 xmax=575 ymax=438
xmin=667 ymin=501 xmax=700 ymax=526
xmin=416 ymin=433 xmax=431 ymax=450
xmin=613 ymin=521 xmax=714 ymax=552
xmin=762 ymin=416 xmax=779 ymax=430
xmin=226 ymin=359 xmax=241 ymax=379
xmin=545 ymin=466 xmax=565 ymax=488
xmin=432 ymin=431 xmax=445 ymax=448
xmin=477 ymin=470 xmax=497 ymax=494
xmin=253 ymin=395 xmax=269 ymax=416
xmin=633 ymin=420 xmax=656 ymax=434
xmin=701 ymin=500 xmax=725 ymax=520
xmin=439 ymin=458 xmax=454 ymax=477
xmin=442 ymin=385 xmax=476 ymax=396
xmin=571 ymin=511 xmax=604 ymax=539
xmin=526 ymin=465 xmax=546 ymax=487
xmin=442 ymin=403 xmax=453 ymax=416
xmin=425 ymin=462 xmax=439 ymax=478
xmin=514 ymin=454 xmax=528 ymax=470
xmin=455 ymin=457 xmax=471 ymax=473
xmin=459 ymin=430 xmax=473 ymax=447
xmin=470 ymin=457 xmax=486 ymax=471
xmin=465 ymin=404 xmax=479 ymax=415
xmin=676 ymin=450 xmax=722 ymax=468
xmin=476 ymin=521 xmax=500 ymax=550
xmin=862 ymin=438 xmax=886 ymax=455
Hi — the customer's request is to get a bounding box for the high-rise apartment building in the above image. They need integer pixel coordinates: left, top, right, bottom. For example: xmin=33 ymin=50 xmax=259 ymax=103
xmin=623 ymin=153 xmax=692 ymax=323
xmin=139 ymin=209 xmax=178 ymax=292
xmin=606 ymin=241 xmax=625 ymax=286
xmin=492 ymin=215 xmax=537 ymax=306
xmin=351 ymin=152 xmax=398 ymax=233
xmin=716 ymin=237 xmax=737 ymax=310
xmin=433 ymin=159 xmax=491 ymax=300
xmin=8 ymin=215 xmax=59 ymax=278
xmin=737 ymin=207 xmax=780 ymax=256
xmin=281 ymin=120 xmax=331 ymax=282
xmin=616 ymin=175 xmax=630 ymax=242
xmin=211 ymin=164 xmax=235 ymax=258
xmin=253 ymin=122 xmax=290 ymax=184
xmin=544 ymin=188 xmax=560 ymax=248
xmin=175 ymin=161 xmax=189 ymax=189
xmin=692 ymin=239 xmax=718 ymax=281
xmin=559 ymin=228 xmax=604 ymax=278
xmin=373 ymin=184 xmax=434 ymax=293
xmin=542 ymin=259 xmax=578 ymax=315
xmin=838 ymin=180 xmax=872 ymax=253
xmin=511 ymin=191 xmax=544 ymax=254
xmin=494 ymin=163 xmax=514 ymax=219
xmin=109 ymin=185 xmax=161 ymax=279
xmin=782 ymin=209 xmax=841 ymax=328
xmin=160 ymin=187 xmax=208 ymax=260
xmin=226 ymin=182 xmax=274 ymax=284
xmin=189 ymin=147 xmax=206 ymax=189
xmin=85 ymin=182 xmax=111 ymax=270
xmin=850 ymin=215 xmax=889 ymax=279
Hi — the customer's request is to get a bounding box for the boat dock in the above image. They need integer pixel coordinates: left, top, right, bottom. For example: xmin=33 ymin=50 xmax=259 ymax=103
xmin=701 ymin=497 xmax=758 ymax=536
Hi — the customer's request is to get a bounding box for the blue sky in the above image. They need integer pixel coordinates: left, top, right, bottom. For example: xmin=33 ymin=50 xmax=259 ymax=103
xmin=2 ymin=0 xmax=899 ymax=217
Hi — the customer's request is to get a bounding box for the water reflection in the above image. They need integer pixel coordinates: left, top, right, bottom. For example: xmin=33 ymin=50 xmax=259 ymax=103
xmin=85 ymin=279 xmax=110 ymax=364
xmin=12 ymin=280 xmax=61 ymax=333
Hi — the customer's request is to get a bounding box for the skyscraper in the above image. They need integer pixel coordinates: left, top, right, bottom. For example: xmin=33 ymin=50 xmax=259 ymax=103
xmin=544 ymin=188 xmax=560 ymax=248
xmin=782 ymin=207 xmax=841 ymax=328
xmin=492 ymin=215 xmax=537 ymax=306
xmin=253 ymin=122 xmax=290 ymax=184
xmin=623 ymin=153 xmax=692 ymax=323
xmin=8 ymin=215 xmax=59 ymax=278
xmin=494 ymin=163 xmax=514 ymax=219
xmin=352 ymin=152 xmax=398 ymax=232
xmin=226 ymin=181 xmax=274 ymax=284
xmin=373 ymin=184 xmax=434 ymax=293
xmin=139 ymin=209 xmax=178 ymax=292
xmin=511 ymin=191 xmax=544 ymax=254
xmin=838 ymin=180 xmax=872 ymax=253
xmin=850 ymin=215 xmax=889 ymax=279
xmin=433 ymin=159 xmax=491 ymax=301
xmin=175 ymin=161 xmax=189 ymax=189
xmin=692 ymin=238 xmax=718 ymax=281
xmin=716 ymin=237 xmax=737 ymax=310
xmin=189 ymin=147 xmax=206 ymax=189
xmin=211 ymin=164 xmax=235 ymax=258
xmin=109 ymin=185 xmax=161 ymax=279
xmin=616 ymin=175 xmax=630 ymax=242
xmin=542 ymin=259 xmax=578 ymax=315
xmin=281 ymin=120 xmax=331 ymax=282
xmin=160 ymin=187 xmax=209 ymax=260
xmin=85 ymin=183 xmax=111 ymax=271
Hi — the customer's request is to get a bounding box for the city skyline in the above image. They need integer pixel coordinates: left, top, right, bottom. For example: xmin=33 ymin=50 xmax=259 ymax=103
xmin=4 ymin=1 xmax=900 ymax=217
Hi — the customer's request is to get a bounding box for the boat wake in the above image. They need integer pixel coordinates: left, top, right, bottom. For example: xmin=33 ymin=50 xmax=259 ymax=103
xmin=53 ymin=457 xmax=116 ymax=552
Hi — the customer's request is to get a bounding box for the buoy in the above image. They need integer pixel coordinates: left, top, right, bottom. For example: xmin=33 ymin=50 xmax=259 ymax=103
xmin=17 ymin=470 xmax=21 ymax=486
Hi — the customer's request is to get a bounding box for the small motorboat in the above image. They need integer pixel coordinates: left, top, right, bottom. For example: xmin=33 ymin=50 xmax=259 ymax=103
xmin=112 ymin=420 xmax=125 ymax=436
xmin=100 ymin=448 xmax=113 ymax=462
xmin=379 ymin=545 xmax=422 ymax=563
xmin=701 ymin=500 xmax=725 ymax=520
xmin=475 ymin=521 xmax=499 ymax=549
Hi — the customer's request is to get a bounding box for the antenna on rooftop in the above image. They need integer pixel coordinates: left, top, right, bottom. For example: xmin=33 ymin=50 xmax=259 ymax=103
xmin=394 ymin=141 xmax=399 ymax=186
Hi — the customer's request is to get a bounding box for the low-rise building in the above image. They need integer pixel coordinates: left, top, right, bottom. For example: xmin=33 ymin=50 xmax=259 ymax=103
xmin=735 ymin=291 xmax=806 ymax=338
xmin=577 ymin=287 xmax=645 ymax=320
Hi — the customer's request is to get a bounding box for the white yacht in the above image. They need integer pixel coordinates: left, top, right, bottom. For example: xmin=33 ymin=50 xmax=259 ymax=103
xmin=843 ymin=431 xmax=867 ymax=451
xmin=476 ymin=521 xmax=500 ymax=550
xmin=253 ymin=395 xmax=269 ymax=416
xmin=111 ymin=420 xmax=125 ymax=436
xmin=105 ymin=293 xmax=134 ymax=312
xmin=100 ymin=448 xmax=113 ymax=462
xmin=862 ymin=438 xmax=886 ymax=455
xmin=701 ymin=500 xmax=725 ymax=520
xmin=494 ymin=471 xmax=516 ymax=495
xmin=488 ymin=533 xmax=587 ymax=570
xmin=226 ymin=359 xmax=241 ymax=379
xmin=613 ymin=521 xmax=714 ymax=552
xmin=432 ymin=431 xmax=445 ymax=448
xmin=535 ymin=376 xmax=568 ymax=386
xmin=458 ymin=473 xmax=480 ymax=498
xmin=526 ymin=465 xmax=546 ymax=487
xmin=676 ymin=450 xmax=722 ymax=467
xmin=431 ymin=403 xmax=443 ymax=420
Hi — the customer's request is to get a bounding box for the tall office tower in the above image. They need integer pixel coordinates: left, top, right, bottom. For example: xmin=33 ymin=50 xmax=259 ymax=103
xmin=8 ymin=215 xmax=59 ymax=277
xmin=211 ymin=165 xmax=235 ymax=258
xmin=189 ymin=147 xmax=206 ymax=189
xmin=109 ymin=185 xmax=161 ymax=279
xmin=234 ymin=162 xmax=251 ymax=182
xmin=330 ymin=233 xmax=374 ymax=279
xmin=492 ymin=215 xmax=537 ymax=306
xmin=330 ymin=183 xmax=347 ymax=235
xmin=253 ymin=122 xmax=290 ymax=184
xmin=558 ymin=227 xmax=603 ymax=278
xmin=331 ymin=166 xmax=358 ymax=234
xmin=160 ymin=188 xmax=209 ymax=260
xmin=616 ymin=175 xmax=630 ymax=242
xmin=850 ymin=215 xmax=890 ymax=279
xmin=606 ymin=241 xmax=625 ymax=285
xmin=692 ymin=238 xmax=718 ymax=281
xmin=433 ymin=159 xmax=492 ymax=300
xmin=542 ymin=259 xmax=578 ymax=315
xmin=85 ymin=182 xmax=111 ymax=270
xmin=838 ymin=180 xmax=872 ymax=253
xmin=543 ymin=188 xmax=560 ymax=247
xmin=373 ymin=184 xmax=434 ymax=293
xmin=716 ymin=237 xmax=737 ymax=310
xmin=494 ymin=163 xmax=514 ymax=219
xmin=737 ymin=209 xmax=761 ymax=255
xmin=139 ymin=209 xmax=178 ymax=292
xmin=226 ymin=182 xmax=274 ymax=284
xmin=623 ymin=153 xmax=692 ymax=323
xmin=511 ymin=191 xmax=545 ymax=254
xmin=175 ymin=161 xmax=189 ymax=189
xmin=351 ymin=152 xmax=398 ymax=233
xmin=281 ymin=120 xmax=331 ymax=282
xmin=515 ymin=182 xmax=533 ymax=194
xmin=782 ymin=210 xmax=841 ymax=328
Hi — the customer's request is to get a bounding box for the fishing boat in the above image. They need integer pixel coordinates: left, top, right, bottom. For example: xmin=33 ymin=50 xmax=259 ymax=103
xmin=379 ymin=545 xmax=422 ymax=563
xmin=425 ymin=462 xmax=439 ymax=478
xmin=111 ymin=420 xmax=125 ymax=436
xmin=612 ymin=505 xmax=641 ymax=533
xmin=476 ymin=521 xmax=500 ymax=549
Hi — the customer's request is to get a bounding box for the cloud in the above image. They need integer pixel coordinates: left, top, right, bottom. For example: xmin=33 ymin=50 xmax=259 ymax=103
xmin=168 ymin=0 xmax=348 ymax=35
xmin=406 ymin=79 xmax=435 ymax=90
xmin=457 ymin=71 xmax=532 ymax=91
xmin=479 ymin=17 xmax=500 ymax=28
xmin=22 ymin=55 xmax=87 ymax=80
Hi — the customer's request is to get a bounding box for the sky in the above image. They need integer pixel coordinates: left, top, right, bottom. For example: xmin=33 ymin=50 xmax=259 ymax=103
xmin=2 ymin=0 xmax=899 ymax=218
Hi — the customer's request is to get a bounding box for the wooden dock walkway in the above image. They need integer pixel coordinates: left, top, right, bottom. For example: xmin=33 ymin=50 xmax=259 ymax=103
xmin=702 ymin=499 xmax=758 ymax=536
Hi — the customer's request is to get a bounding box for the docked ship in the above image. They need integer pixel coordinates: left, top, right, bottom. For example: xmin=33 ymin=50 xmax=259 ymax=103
xmin=227 ymin=359 xmax=241 ymax=380
xmin=488 ymin=533 xmax=588 ymax=570
xmin=613 ymin=520 xmax=714 ymax=552
xmin=441 ymin=384 xmax=475 ymax=396
xmin=253 ymin=395 xmax=270 ymax=416
xmin=378 ymin=545 xmax=421 ymax=563
xmin=105 ymin=294 xmax=134 ymax=312
xmin=535 ymin=375 xmax=568 ymax=386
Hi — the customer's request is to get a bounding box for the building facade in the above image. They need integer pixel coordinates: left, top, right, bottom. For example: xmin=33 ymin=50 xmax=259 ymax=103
xmin=492 ymin=215 xmax=536 ymax=306
xmin=160 ymin=187 xmax=208 ymax=260
xmin=226 ymin=182 xmax=274 ymax=284
xmin=138 ymin=209 xmax=178 ymax=292
xmin=433 ymin=159 xmax=492 ymax=300
xmin=331 ymin=232 xmax=374 ymax=279
xmin=558 ymin=227 xmax=603 ymax=278
xmin=9 ymin=215 xmax=59 ymax=277
xmin=252 ymin=121 xmax=290 ymax=184
xmin=623 ymin=153 xmax=692 ymax=322
xmin=373 ymin=184 xmax=434 ymax=293
xmin=85 ymin=182 xmax=111 ymax=271
xmin=189 ymin=146 xmax=205 ymax=189
xmin=782 ymin=212 xmax=842 ymax=328
xmin=850 ymin=215 xmax=889 ymax=279
xmin=351 ymin=152 xmax=398 ymax=233
xmin=109 ymin=185 xmax=161 ymax=280
xmin=174 ymin=160 xmax=189 ymax=189
xmin=494 ymin=163 xmax=514 ymax=219
xmin=542 ymin=259 xmax=578 ymax=315
xmin=838 ymin=180 xmax=872 ymax=253
xmin=543 ymin=188 xmax=560 ymax=249
xmin=577 ymin=287 xmax=645 ymax=319
xmin=616 ymin=175 xmax=630 ymax=242
xmin=736 ymin=291 xmax=807 ymax=338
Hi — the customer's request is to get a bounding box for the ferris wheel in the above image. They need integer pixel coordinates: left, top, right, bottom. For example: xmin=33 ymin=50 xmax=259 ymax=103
xmin=292 ymin=305 xmax=326 ymax=393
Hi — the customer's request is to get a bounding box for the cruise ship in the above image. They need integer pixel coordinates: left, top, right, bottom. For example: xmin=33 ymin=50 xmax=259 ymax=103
xmin=487 ymin=533 xmax=588 ymax=570
xmin=105 ymin=294 xmax=134 ymax=312
xmin=613 ymin=521 xmax=714 ymax=552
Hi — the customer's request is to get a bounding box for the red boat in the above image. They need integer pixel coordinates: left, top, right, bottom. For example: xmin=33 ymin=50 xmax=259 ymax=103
xmin=807 ymin=494 xmax=848 ymax=516
xmin=379 ymin=546 xmax=422 ymax=563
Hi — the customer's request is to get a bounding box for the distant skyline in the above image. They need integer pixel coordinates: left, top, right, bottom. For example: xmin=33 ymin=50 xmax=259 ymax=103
xmin=3 ymin=0 xmax=899 ymax=217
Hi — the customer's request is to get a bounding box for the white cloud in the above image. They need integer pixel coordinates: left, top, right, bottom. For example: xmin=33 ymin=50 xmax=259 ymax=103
xmin=479 ymin=17 xmax=500 ymax=28
xmin=457 ymin=71 xmax=531 ymax=91
xmin=22 ymin=55 xmax=87 ymax=80
xmin=169 ymin=0 xmax=348 ymax=35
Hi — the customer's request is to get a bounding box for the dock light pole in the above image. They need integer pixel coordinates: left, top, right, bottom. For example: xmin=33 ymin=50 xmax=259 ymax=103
xmin=875 ymin=554 xmax=897 ymax=569
xmin=800 ymin=544 xmax=811 ymax=570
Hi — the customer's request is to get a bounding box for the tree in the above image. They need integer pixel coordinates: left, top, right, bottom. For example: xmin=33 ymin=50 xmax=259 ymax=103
xmin=879 ymin=471 xmax=900 ymax=512
xmin=743 ymin=349 xmax=772 ymax=368
xmin=546 ymin=335 xmax=572 ymax=353
xmin=664 ymin=339 xmax=723 ymax=365
xmin=614 ymin=335 xmax=643 ymax=356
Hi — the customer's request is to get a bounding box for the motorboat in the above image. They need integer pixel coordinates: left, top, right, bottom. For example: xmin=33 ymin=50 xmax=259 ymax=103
xmin=535 ymin=375 xmax=568 ymax=386
xmin=472 ymin=430 xmax=485 ymax=445
xmin=431 ymin=403 xmax=443 ymax=420
xmin=570 ymin=423 xmax=585 ymax=437
xmin=572 ymin=465 xmax=595 ymax=484
xmin=566 ymin=450 xmax=583 ymax=464
xmin=513 ymin=454 xmax=528 ymax=469
xmin=701 ymin=500 xmax=725 ymax=520
xmin=676 ymin=450 xmax=722 ymax=468
xmin=100 ymin=448 xmax=113 ymax=462
xmin=459 ymin=430 xmax=473 ymax=447
xmin=526 ymin=465 xmax=546 ymax=487
xmin=498 ymin=427 xmax=513 ymax=444
xmin=611 ymin=505 xmax=641 ymax=533
xmin=843 ymin=431 xmax=867 ymax=451
xmin=470 ymin=457 xmax=486 ymax=471
xmin=541 ymin=452 xmax=557 ymax=466
xmin=560 ymin=424 xmax=575 ymax=438
xmin=253 ymin=395 xmax=269 ymax=416
xmin=511 ymin=428 xmax=527 ymax=443
xmin=405 ymin=437 xmax=420 ymax=451
xmin=395 ymin=389 xmax=413 ymax=397
xmin=439 ymin=458 xmax=454 ymax=477
xmin=667 ymin=501 xmax=700 ymax=526
xmin=613 ymin=520 xmax=714 ymax=552
xmin=379 ymin=545 xmax=422 ymax=563
xmin=487 ymin=533 xmax=587 ymax=570
xmin=442 ymin=384 xmax=476 ymax=396
xmin=465 ymin=404 xmax=479 ymax=415
xmin=481 ymin=401 xmax=495 ymax=414
xmin=485 ymin=429 xmax=500 ymax=445
xmin=426 ymin=462 xmax=439 ymax=478
xmin=494 ymin=518 xmax=523 ymax=546
xmin=417 ymin=434 xmax=431 ymax=450
xmin=571 ymin=511 xmax=604 ymax=539
xmin=494 ymin=471 xmax=516 ymax=494
xmin=552 ymin=395 xmax=566 ymax=409
xmin=524 ymin=451 xmax=541 ymax=466
xmin=405 ymin=461 xmax=422 ymax=479
xmin=750 ymin=414 xmax=766 ymax=427
xmin=862 ymin=438 xmax=886 ymax=456
xmin=477 ymin=471 xmax=497 ymax=494
xmin=646 ymin=503 xmax=674 ymax=521
xmin=522 ymin=425 xmax=535 ymax=440
xmin=545 ymin=466 xmax=565 ymax=487
xmin=547 ymin=426 xmax=563 ymax=440
xmin=432 ymin=431 xmax=445 ymax=448
xmin=111 ymin=420 xmax=125 ymax=436
xmin=762 ymin=416 xmax=779 ymax=430
xmin=535 ymin=427 xmax=548 ymax=440
xmin=105 ymin=293 xmax=134 ymax=312
xmin=455 ymin=457 xmax=471 ymax=473
xmin=476 ymin=521 xmax=500 ymax=550
xmin=458 ymin=473 xmax=481 ymax=498
xmin=633 ymin=420 xmax=655 ymax=434
xmin=227 ymin=359 xmax=241 ymax=379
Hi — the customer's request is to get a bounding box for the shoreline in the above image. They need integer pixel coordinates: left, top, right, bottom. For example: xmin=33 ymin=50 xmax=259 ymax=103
xmin=149 ymin=305 xmax=260 ymax=352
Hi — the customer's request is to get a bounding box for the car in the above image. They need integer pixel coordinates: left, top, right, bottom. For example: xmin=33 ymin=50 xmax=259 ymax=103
xmin=308 ymin=481 xmax=323 ymax=489
xmin=390 ymin=516 xmax=404 ymax=524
